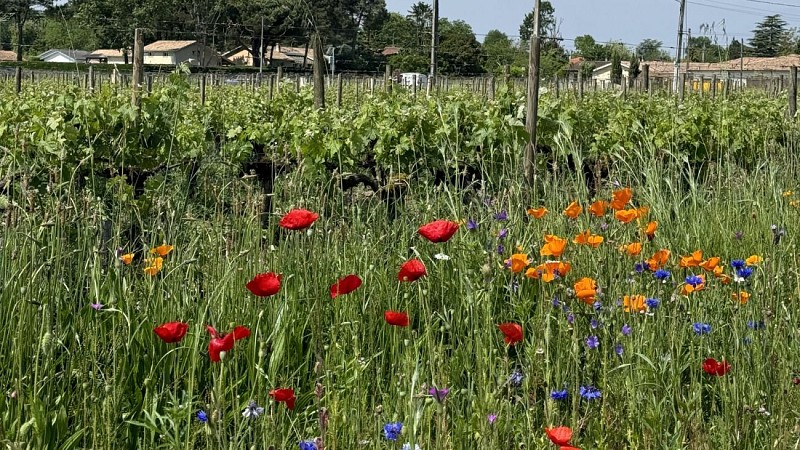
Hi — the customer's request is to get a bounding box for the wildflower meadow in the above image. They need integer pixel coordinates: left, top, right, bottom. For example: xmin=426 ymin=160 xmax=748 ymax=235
xmin=1 ymin=74 xmax=800 ymax=449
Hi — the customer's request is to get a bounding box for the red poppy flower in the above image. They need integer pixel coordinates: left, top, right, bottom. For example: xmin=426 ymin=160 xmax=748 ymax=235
xmin=246 ymin=272 xmax=282 ymax=297
xmin=545 ymin=426 xmax=573 ymax=446
xmin=269 ymin=388 xmax=296 ymax=410
xmin=279 ymin=209 xmax=319 ymax=230
xmin=207 ymin=325 xmax=251 ymax=362
xmin=384 ymin=311 xmax=410 ymax=327
xmin=330 ymin=274 xmax=362 ymax=299
xmin=559 ymin=447 xmax=581 ymax=450
xmin=418 ymin=220 xmax=459 ymax=243
xmin=153 ymin=321 xmax=189 ymax=343
xmin=398 ymin=259 xmax=427 ymax=282
xmin=702 ymin=358 xmax=731 ymax=376
xmin=498 ymin=323 xmax=523 ymax=345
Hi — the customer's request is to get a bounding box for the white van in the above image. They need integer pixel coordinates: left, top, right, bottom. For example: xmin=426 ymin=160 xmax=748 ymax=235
xmin=399 ymin=72 xmax=428 ymax=88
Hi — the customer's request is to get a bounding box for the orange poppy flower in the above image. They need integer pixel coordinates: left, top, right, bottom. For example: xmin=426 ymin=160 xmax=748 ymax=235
xmin=527 ymin=207 xmax=548 ymax=219
xmin=745 ymin=255 xmax=763 ymax=266
xmin=680 ymin=274 xmax=705 ymax=295
xmin=624 ymin=242 xmax=643 ymax=256
xmin=679 ymin=250 xmax=703 ymax=268
xmin=732 ymin=291 xmax=750 ymax=305
xmin=614 ymin=208 xmax=640 ymax=224
xmin=150 ymin=244 xmax=174 ymax=257
xmin=699 ymin=257 xmax=720 ymax=271
xmin=563 ymin=201 xmax=582 ymax=219
xmin=589 ymin=200 xmax=608 ymax=217
xmin=540 ymin=235 xmax=567 ymax=258
xmin=527 ymin=261 xmax=572 ymax=282
xmin=637 ymin=206 xmax=650 ymax=217
xmin=644 ymin=221 xmax=658 ymax=241
xmin=610 ymin=187 xmax=632 ymax=210
xmin=646 ymin=249 xmax=671 ymax=271
xmin=623 ymin=295 xmax=646 ymax=313
xmin=713 ymin=265 xmax=732 ymax=285
xmin=507 ymin=253 xmax=529 ymax=273
xmin=119 ymin=253 xmax=134 ymax=265
xmin=574 ymin=277 xmax=597 ymax=304
xmin=144 ymin=257 xmax=163 ymax=276
xmin=573 ymin=230 xmax=604 ymax=248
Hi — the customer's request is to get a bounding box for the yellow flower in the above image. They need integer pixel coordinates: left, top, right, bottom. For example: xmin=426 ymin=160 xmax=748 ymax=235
xmin=150 ymin=244 xmax=174 ymax=257
xmin=119 ymin=253 xmax=134 ymax=265
xmin=732 ymin=291 xmax=750 ymax=305
xmin=745 ymin=255 xmax=763 ymax=266
xmin=144 ymin=257 xmax=164 ymax=276
xmin=783 ymin=190 xmax=794 ymax=197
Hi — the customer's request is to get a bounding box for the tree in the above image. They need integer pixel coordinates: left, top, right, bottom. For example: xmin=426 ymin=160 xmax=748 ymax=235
xmin=628 ymin=55 xmax=640 ymax=88
xmin=482 ymin=30 xmax=520 ymax=74
xmin=406 ymin=1 xmax=431 ymax=48
xmin=636 ymin=38 xmax=671 ymax=61
xmin=610 ymin=51 xmax=622 ymax=85
xmin=519 ymin=1 xmax=555 ymax=41
xmin=749 ymin=14 xmax=788 ymax=57
xmin=687 ymin=36 xmax=725 ymax=62
xmin=0 ymin=0 xmax=52 ymax=60
xmin=727 ymin=38 xmax=749 ymax=59
xmin=574 ymin=34 xmax=604 ymax=60
xmin=438 ymin=19 xmax=483 ymax=75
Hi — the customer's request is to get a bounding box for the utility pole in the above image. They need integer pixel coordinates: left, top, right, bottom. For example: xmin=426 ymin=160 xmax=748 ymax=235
xmin=673 ymin=0 xmax=686 ymax=93
xmin=131 ymin=28 xmax=144 ymax=108
xmin=524 ymin=0 xmax=542 ymax=188
xmin=430 ymin=0 xmax=439 ymax=84
xmin=259 ymin=17 xmax=264 ymax=76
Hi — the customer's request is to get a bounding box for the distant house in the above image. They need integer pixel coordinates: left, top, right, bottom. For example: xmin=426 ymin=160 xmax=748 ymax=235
xmin=86 ymin=49 xmax=129 ymax=64
xmin=644 ymin=55 xmax=800 ymax=87
xmin=592 ymin=61 xmax=630 ymax=85
xmin=382 ymin=46 xmax=402 ymax=57
xmin=222 ymin=44 xmax=317 ymax=69
xmin=143 ymin=40 xmax=224 ymax=67
xmin=0 ymin=50 xmax=17 ymax=62
xmin=38 ymin=49 xmax=91 ymax=63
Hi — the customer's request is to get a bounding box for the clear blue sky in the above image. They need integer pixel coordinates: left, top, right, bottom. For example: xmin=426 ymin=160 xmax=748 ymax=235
xmin=385 ymin=0 xmax=800 ymax=54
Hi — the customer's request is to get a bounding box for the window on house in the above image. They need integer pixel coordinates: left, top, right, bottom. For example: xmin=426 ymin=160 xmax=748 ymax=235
xmin=163 ymin=52 xmax=169 ymax=56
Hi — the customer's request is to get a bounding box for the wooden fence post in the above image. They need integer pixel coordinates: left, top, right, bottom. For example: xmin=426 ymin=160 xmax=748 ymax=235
xmin=385 ymin=64 xmax=392 ymax=93
xmin=131 ymin=28 xmax=144 ymax=108
xmin=789 ymin=66 xmax=797 ymax=118
xmin=200 ymin=75 xmax=206 ymax=106
xmin=14 ymin=67 xmax=22 ymax=95
xmin=679 ymin=73 xmax=687 ymax=102
xmin=336 ymin=73 xmax=343 ymax=107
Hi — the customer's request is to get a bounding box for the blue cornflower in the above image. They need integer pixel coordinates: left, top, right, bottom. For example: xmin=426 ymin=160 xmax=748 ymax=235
xmin=731 ymin=259 xmax=746 ymax=270
xmin=466 ymin=218 xmax=478 ymax=231
xmin=552 ymin=297 xmax=560 ymax=308
xmin=383 ymin=422 xmax=403 ymax=441
xmin=497 ymin=228 xmax=509 ymax=239
xmin=299 ymin=441 xmax=317 ymax=450
xmin=692 ymin=322 xmax=712 ymax=335
xmin=508 ymin=369 xmax=524 ymax=388
xmin=743 ymin=336 xmax=753 ymax=345
xmin=645 ymin=298 xmax=660 ymax=309
xmin=590 ymin=318 xmax=601 ymax=329
xmin=494 ymin=210 xmax=508 ymax=221
xmin=428 ymin=386 xmax=450 ymax=403
xmin=593 ymin=301 xmax=603 ymax=312
xmin=685 ymin=275 xmax=704 ymax=287
xmin=621 ymin=324 xmax=632 ymax=336
xmin=196 ymin=410 xmax=208 ymax=423
xmin=654 ymin=269 xmax=671 ymax=281
xmin=497 ymin=244 xmax=505 ymax=254
xmin=735 ymin=267 xmax=754 ymax=281
xmin=614 ymin=343 xmax=624 ymax=356
xmin=566 ymin=313 xmax=575 ymax=325
xmin=579 ymin=385 xmax=602 ymax=400
xmin=550 ymin=388 xmax=568 ymax=401
xmin=634 ymin=261 xmax=646 ymax=273
xmin=585 ymin=335 xmax=600 ymax=349
xmin=242 ymin=400 xmax=264 ymax=418
xmin=747 ymin=320 xmax=765 ymax=330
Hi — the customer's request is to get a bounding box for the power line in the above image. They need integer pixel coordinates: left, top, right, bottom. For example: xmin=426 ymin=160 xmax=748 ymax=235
xmin=742 ymin=0 xmax=800 ymax=8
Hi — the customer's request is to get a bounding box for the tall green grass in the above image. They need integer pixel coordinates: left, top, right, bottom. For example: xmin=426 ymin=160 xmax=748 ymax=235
xmin=1 ymin=81 xmax=800 ymax=449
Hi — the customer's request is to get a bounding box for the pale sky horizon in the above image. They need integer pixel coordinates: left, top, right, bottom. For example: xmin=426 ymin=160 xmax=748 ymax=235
xmin=385 ymin=0 xmax=800 ymax=55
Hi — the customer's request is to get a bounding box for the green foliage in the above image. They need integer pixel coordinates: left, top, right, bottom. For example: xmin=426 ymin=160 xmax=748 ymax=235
xmin=636 ymin=39 xmax=671 ymax=62
xmin=749 ymin=15 xmax=789 ymax=57
xmin=610 ymin=51 xmax=623 ymax=85
xmin=519 ymin=1 xmax=556 ymax=41
xmin=687 ymin=36 xmax=725 ymax=63
xmin=438 ymin=20 xmax=484 ymax=75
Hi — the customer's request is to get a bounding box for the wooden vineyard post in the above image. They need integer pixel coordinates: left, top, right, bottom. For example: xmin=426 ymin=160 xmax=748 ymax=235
xmin=711 ymin=75 xmax=717 ymax=99
xmin=577 ymin=70 xmax=584 ymax=100
xmin=642 ymin=64 xmax=650 ymax=93
xmin=524 ymin=0 xmax=542 ymax=189
xmin=131 ymin=28 xmax=144 ymax=108
xmin=790 ymin=66 xmax=797 ymax=119
xmin=385 ymin=64 xmax=392 ymax=94
xmin=489 ymin=76 xmax=496 ymax=101
xmin=336 ymin=74 xmax=343 ymax=107
xmin=88 ymin=66 xmax=95 ymax=93
xmin=312 ymin=32 xmax=325 ymax=109
xmin=15 ymin=67 xmax=21 ymax=95
xmin=679 ymin=73 xmax=687 ymax=102
xmin=268 ymin=75 xmax=275 ymax=101
xmin=146 ymin=74 xmax=153 ymax=94
xmin=200 ymin=75 xmax=207 ymax=106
